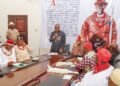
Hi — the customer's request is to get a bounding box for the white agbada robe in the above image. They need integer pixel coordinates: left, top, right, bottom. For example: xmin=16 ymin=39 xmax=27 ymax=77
xmin=71 ymin=66 xmax=113 ymax=86
xmin=0 ymin=47 xmax=16 ymax=67
xmin=14 ymin=45 xmax=31 ymax=62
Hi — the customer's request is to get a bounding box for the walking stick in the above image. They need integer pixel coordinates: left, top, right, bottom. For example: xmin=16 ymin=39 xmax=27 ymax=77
xmin=109 ymin=6 xmax=114 ymax=44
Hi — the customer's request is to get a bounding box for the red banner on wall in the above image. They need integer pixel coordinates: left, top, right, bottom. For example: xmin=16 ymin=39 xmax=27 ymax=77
xmin=52 ymin=0 xmax=55 ymax=6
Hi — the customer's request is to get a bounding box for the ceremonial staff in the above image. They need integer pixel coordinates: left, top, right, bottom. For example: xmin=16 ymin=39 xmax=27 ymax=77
xmin=109 ymin=6 xmax=114 ymax=44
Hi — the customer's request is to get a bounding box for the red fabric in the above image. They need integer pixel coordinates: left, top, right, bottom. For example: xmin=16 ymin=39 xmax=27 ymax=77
xmin=94 ymin=48 xmax=111 ymax=73
xmin=77 ymin=35 xmax=81 ymax=41
xmin=71 ymin=36 xmax=82 ymax=56
xmin=83 ymin=42 xmax=93 ymax=51
xmin=81 ymin=12 xmax=117 ymax=46
xmin=71 ymin=41 xmax=83 ymax=56
xmin=95 ymin=0 xmax=107 ymax=4
xmin=6 ymin=39 xmax=14 ymax=46
xmin=52 ymin=0 xmax=55 ymax=6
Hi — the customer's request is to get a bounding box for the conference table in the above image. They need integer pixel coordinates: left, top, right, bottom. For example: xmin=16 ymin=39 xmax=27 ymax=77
xmin=0 ymin=54 xmax=76 ymax=86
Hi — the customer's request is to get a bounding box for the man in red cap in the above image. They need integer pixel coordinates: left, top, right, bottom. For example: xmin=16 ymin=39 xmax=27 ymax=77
xmin=81 ymin=0 xmax=117 ymax=48
xmin=71 ymin=48 xmax=113 ymax=86
xmin=0 ymin=40 xmax=16 ymax=67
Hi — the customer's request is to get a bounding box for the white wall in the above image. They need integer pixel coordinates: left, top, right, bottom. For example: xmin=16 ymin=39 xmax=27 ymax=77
xmin=0 ymin=0 xmax=120 ymax=56
xmin=0 ymin=0 xmax=42 ymax=57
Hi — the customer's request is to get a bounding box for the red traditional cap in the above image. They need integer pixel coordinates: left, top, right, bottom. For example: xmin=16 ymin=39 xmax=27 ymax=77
xmin=76 ymin=35 xmax=81 ymax=41
xmin=5 ymin=40 xmax=14 ymax=46
xmin=95 ymin=0 xmax=108 ymax=5
xmin=96 ymin=48 xmax=111 ymax=63
xmin=83 ymin=41 xmax=93 ymax=51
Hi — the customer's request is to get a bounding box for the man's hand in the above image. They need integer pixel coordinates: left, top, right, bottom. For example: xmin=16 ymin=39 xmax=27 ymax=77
xmin=74 ymin=79 xmax=81 ymax=83
xmin=8 ymin=61 xmax=14 ymax=67
xmin=53 ymin=33 xmax=58 ymax=39
xmin=109 ymin=43 xmax=117 ymax=48
xmin=22 ymin=40 xmax=26 ymax=47
xmin=59 ymin=48 xmax=63 ymax=53
xmin=72 ymin=58 xmax=80 ymax=65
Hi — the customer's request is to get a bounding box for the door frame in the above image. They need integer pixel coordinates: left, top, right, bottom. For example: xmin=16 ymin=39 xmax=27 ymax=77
xmin=8 ymin=15 xmax=28 ymax=44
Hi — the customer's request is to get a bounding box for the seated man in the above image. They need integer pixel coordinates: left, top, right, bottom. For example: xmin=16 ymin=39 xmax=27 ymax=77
xmin=14 ymin=37 xmax=32 ymax=62
xmin=71 ymin=35 xmax=84 ymax=56
xmin=71 ymin=48 xmax=113 ymax=86
xmin=74 ymin=41 xmax=96 ymax=81
xmin=109 ymin=68 xmax=120 ymax=86
xmin=0 ymin=40 xmax=16 ymax=67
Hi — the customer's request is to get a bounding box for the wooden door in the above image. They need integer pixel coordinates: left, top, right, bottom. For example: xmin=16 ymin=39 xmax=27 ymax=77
xmin=8 ymin=15 xmax=28 ymax=44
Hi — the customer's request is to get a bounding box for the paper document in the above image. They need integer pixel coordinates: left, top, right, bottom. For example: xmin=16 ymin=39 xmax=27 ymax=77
xmin=55 ymin=62 xmax=75 ymax=66
xmin=47 ymin=52 xmax=58 ymax=55
xmin=77 ymin=57 xmax=83 ymax=61
xmin=63 ymin=75 xmax=73 ymax=80
xmin=47 ymin=65 xmax=78 ymax=74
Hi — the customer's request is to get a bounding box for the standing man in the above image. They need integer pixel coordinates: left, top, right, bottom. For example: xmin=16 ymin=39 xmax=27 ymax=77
xmin=50 ymin=24 xmax=66 ymax=54
xmin=81 ymin=0 xmax=117 ymax=47
xmin=6 ymin=21 xmax=20 ymax=43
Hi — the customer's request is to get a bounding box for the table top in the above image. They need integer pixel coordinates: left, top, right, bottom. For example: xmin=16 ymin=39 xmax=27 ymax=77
xmin=0 ymin=54 xmax=71 ymax=86
xmin=25 ymin=55 xmax=76 ymax=86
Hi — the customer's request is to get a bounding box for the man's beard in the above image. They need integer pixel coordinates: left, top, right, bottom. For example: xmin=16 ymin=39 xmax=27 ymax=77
xmin=10 ymin=26 xmax=14 ymax=29
xmin=97 ymin=8 xmax=104 ymax=15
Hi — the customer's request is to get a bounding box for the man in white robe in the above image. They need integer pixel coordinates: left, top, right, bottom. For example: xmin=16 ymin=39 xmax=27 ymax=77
xmin=0 ymin=40 xmax=16 ymax=67
xmin=71 ymin=48 xmax=113 ymax=86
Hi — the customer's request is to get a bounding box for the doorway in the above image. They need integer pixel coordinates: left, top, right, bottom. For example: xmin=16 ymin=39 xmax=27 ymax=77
xmin=8 ymin=15 xmax=28 ymax=44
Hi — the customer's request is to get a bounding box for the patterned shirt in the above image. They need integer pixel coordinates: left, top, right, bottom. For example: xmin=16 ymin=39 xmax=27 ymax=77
xmin=76 ymin=51 xmax=96 ymax=80
xmin=76 ymin=57 xmax=96 ymax=71
xmin=81 ymin=12 xmax=117 ymax=46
